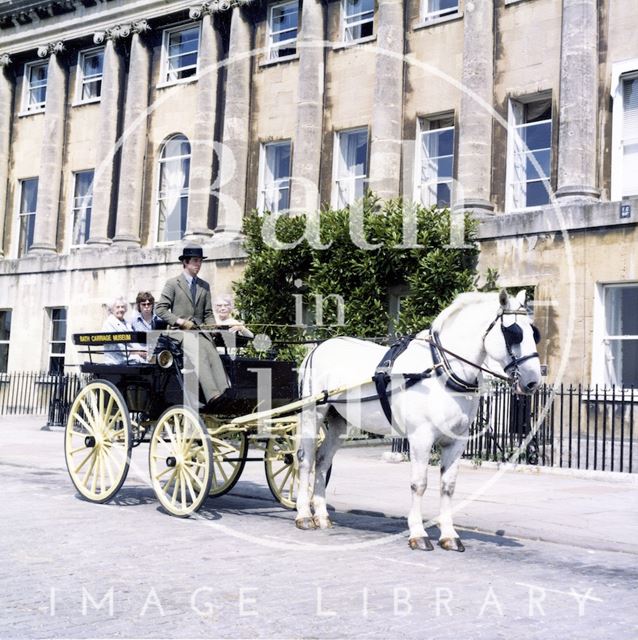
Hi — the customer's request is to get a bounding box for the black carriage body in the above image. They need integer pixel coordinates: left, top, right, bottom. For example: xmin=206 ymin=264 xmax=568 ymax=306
xmin=74 ymin=332 xmax=298 ymax=419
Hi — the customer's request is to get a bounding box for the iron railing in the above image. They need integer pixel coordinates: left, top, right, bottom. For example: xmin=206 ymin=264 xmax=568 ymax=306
xmin=392 ymin=384 xmax=636 ymax=473
xmin=0 ymin=371 xmax=89 ymax=426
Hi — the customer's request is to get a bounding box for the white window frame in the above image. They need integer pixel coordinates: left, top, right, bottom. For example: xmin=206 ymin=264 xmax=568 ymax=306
xmin=592 ymin=283 xmax=638 ymax=388
xmin=160 ymin=23 xmax=201 ymax=86
xmin=21 ymin=60 xmax=48 ymax=114
xmin=421 ymin=0 xmax=460 ymax=23
xmin=332 ymin=127 xmax=369 ymax=208
xmin=48 ymin=307 xmax=67 ymax=375
xmin=74 ymin=47 xmax=104 ymax=105
xmin=16 ymin=178 xmax=38 ymax=258
xmin=155 ymin=134 xmax=191 ymax=245
xmin=258 ymin=140 xmax=292 ymax=214
xmin=267 ymin=0 xmax=298 ymax=61
xmin=69 ymin=170 xmax=94 ymax=248
xmin=0 ymin=309 xmax=11 ymax=374
xmin=610 ymin=60 xmax=638 ymax=201
xmin=414 ymin=114 xmax=455 ymax=208
xmin=505 ymin=94 xmax=553 ymax=212
xmin=341 ymin=0 xmax=374 ymax=42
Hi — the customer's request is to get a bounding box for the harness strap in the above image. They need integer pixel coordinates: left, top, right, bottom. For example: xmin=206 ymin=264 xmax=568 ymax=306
xmin=429 ymin=330 xmax=480 ymax=393
xmin=373 ymin=335 xmax=414 ymax=425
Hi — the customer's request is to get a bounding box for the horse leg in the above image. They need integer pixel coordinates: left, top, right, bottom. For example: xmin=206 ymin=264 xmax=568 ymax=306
xmin=407 ymin=430 xmax=435 ymax=551
xmin=312 ymin=412 xmax=347 ymax=529
xmin=437 ymin=440 xmax=466 ymax=552
xmin=295 ymin=403 xmax=326 ymax=530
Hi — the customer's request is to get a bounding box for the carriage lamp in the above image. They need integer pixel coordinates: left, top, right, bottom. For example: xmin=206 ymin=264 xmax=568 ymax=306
xmin=157 ymin=350 xmax=174 ymax=369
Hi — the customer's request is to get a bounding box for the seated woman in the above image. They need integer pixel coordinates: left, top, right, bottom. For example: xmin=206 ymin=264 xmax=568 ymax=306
xmin=101 ymin=296 xmax=146 ymax=364
xmin=131 ymin=291 xmax=167 ymax=331
xmin=213 ymin=294 xmax=254 ymax=338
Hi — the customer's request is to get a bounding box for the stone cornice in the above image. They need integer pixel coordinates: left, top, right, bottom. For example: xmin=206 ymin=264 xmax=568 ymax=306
xmin=0 ymin=0 xmax=255 ymax=59
xmin=0 ymin=0 xmax=200 ymax=57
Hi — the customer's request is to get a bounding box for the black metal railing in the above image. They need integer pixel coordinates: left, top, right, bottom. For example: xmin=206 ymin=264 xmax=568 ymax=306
xmin=0 ymin=371 xmax=89 ymax=426
xmin=392 ymin=383 xmax=636 ymax=473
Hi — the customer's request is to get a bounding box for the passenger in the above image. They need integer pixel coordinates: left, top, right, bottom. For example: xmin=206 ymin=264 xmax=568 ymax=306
xmin=155 ymin=246 xmax=229 ymax=406
xmin=131 ymin=291 xmax=167 ymax=331
xmin=101 ymin=297 xmax=146 ymax=364
xmin=213 ymin=293 xmax=254 ymax=338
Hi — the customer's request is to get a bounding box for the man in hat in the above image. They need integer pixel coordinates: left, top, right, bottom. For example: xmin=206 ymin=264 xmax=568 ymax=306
xmin=155 ymin=246 xmax=229 ymax=404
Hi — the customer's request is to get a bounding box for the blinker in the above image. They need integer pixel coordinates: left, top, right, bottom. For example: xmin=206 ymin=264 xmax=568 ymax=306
xmin=501 ymin=322 xmax=523 ymax=347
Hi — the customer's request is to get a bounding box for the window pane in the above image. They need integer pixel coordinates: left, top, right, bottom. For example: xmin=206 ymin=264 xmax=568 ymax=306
xmin=31 ymin=64 xmax=48 ymax=83
xmin=21 ymin=179 xmax=38 ymax=213
xmin=606 ymin=286 xmax=638 ymax=336
xmin=522 ymin=121 xmax=551 ymax=150
xmin=272 ymin=3 xmax=298 ymax=33
xmin=162 ymin=136 xmax=190 ymax=158
xmin=0 ymin=310 xmax=10 ymax=341
xmin=345 ymin=0 xmax=374 ymax=17
xmin=169 ymin=28 xmax=199 ymax=54
xmin=609 ymin=339 xmax=638 ymax=386
xmin=83 ymin=52 xmax=103 ymax=76
xmin=49 ymin=356 xmax=64 ymax=375
xmin=526 ymin=181 xmax=550 ymax=207
xmin=525 ymin=149 xmax=551 ymax=180
xmin=0 ymin=344 xmax=8 ymax=373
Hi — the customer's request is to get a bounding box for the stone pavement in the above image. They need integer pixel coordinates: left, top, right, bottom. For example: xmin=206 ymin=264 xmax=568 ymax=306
xmin=1 ymin=415 xmax=637 ymax=639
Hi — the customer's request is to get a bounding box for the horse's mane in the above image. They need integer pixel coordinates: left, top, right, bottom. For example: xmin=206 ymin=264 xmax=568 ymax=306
xmin=429 ymin=291 xmax=500 ymax=334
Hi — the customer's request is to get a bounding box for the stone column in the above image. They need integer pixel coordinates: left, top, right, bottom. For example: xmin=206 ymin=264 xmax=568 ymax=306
xmin=453 ymin=0 xmax=494 ymax=214
xmin=215 ymin=4 xmax=252 ymax=235
xmin=88 ymin=27 xmax=126 ymax=246
xmin=368 ymin=0 xmax=404 ymax=200
xmin=113 ymin=21 xmax=151 ymax=246
xmin=555 ymin=0 xmax=600 ymax=201
xmin=0 ymin=54 xmax=14 ymax=258
xmin=289 ymin=0 xmax=325 ymax=213
xmin=30 ymin=42 xmax=67 ymax=255
xmin=184 ymin=7 xmax=221 ymax=239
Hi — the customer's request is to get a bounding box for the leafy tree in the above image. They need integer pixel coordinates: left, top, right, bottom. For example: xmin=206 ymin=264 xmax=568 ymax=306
xmin=234 ymin=194 xmax=478 ymax=361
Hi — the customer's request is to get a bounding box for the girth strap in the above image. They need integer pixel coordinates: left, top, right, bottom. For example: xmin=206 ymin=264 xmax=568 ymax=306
xmin=373 ymin=336 xmax=414 ymax=425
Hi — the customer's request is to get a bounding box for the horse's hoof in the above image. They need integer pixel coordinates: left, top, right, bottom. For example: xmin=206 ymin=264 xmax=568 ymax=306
xmin=295 ymin=517 xmax=317 ymax=530
xmin=439 ymin=537 xmax=465 ymax=552
xmin=313 ymin=515 xmax=333 ymax=529
xmin=408 ymin=537 xmax=434 ymax=551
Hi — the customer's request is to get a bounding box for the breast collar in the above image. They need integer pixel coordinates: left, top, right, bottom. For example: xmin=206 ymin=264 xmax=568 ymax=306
xmin=429 ymin=330 xmax=480 ymax=394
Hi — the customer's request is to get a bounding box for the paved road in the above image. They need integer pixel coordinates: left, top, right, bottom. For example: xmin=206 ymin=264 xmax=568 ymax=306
xmin=1 ymin=416 xmax=637 ymax=639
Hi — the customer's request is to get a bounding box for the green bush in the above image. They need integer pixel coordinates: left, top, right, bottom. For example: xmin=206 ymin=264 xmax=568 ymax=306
xmin=234 ymin=194 xmax=478 ymax=361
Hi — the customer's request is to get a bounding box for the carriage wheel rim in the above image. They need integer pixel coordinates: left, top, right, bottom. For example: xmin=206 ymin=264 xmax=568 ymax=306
xmin=64 ymin=380 xmax=132 ymax=503
xmin=149 ymin=406 xmax=213 ymax=517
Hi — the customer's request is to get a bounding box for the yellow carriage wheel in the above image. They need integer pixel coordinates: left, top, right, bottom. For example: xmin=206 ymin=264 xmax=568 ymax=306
xmin=208 ymin=431 xmax=248 ymax=497
xmin=264 ymin=430 xmax=332 ymax=509
xmin=148 ymin=406 xmax=213 ymax=517
xmin=64 ymin=380 xmax=132 ymax=503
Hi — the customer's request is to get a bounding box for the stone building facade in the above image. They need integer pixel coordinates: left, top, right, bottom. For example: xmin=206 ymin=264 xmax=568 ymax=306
xmin=0 ymin=0 xmax=636 ymax=388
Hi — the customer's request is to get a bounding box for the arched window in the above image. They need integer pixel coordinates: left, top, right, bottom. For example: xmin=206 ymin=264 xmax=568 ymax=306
xmin=157 ymin=134 xmax=191 ymax=243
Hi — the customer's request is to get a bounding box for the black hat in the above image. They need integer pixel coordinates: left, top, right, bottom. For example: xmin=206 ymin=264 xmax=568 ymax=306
xmin=179 ymin=246 xmax=207 ymax=261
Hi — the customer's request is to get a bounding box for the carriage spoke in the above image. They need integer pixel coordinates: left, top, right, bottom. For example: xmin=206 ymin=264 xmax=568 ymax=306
xmin=74 ymin=448 xmax=97 ymax=475
xmin=276 ymin=465 xmax=293 ymax=494
xmin=184 ymin=464 xmax=204 ymax=489
xmin=182 ymin=469 xmax=197 ymax=504
xmin=69 ymin=444 xmax=90 ymax=456
xmin=71 ymin=412 xmax=95 ymax=437
xmin=155 ymin=465 xmax=174 ymax=481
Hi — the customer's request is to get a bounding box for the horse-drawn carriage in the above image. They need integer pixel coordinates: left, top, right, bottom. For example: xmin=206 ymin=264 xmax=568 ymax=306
xmin=64 ymin=291 xmax=543 ymax=552
xmin=64 ymin=330 xmax=310 ymax=517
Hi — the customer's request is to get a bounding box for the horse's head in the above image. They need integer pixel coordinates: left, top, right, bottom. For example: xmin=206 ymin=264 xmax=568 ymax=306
xmin=483 ymin=290 xmax=542 ymax=395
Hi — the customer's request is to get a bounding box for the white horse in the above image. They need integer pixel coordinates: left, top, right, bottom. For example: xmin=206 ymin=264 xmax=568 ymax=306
xmin=295 ymin=290 xmax=542 ymax=551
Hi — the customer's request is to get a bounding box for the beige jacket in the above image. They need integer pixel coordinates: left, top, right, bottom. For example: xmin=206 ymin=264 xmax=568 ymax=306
xmin=155 ymin=274 xmax=215 ymax=327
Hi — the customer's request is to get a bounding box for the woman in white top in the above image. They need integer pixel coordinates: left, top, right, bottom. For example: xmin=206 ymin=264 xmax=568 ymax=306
xmin=101 ymin=297 xmax=146 ymax=364
xmin=212 ymin=294 xmax=254 ymax=338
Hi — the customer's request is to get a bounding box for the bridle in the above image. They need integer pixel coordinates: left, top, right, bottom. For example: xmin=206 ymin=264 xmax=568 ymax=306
xmin=425 ymin=306 xmax=541 ymax=392
xmin=482 ymin=308 xmax=541 ymax=378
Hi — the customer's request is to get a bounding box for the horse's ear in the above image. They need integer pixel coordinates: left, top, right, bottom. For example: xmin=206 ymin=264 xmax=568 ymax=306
xmin=498 ymin=289 xmax=509 ymax=308
xmin=515 ymin=289 xmax=527 ymax=308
